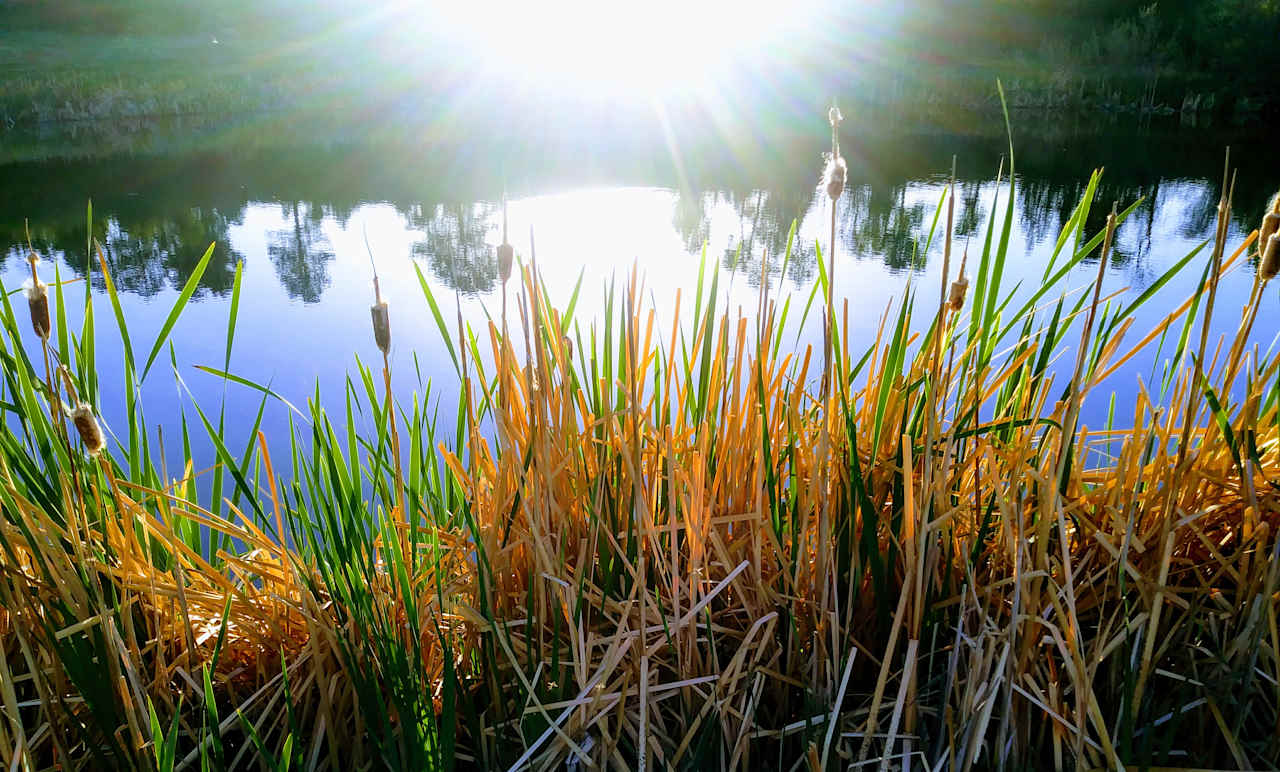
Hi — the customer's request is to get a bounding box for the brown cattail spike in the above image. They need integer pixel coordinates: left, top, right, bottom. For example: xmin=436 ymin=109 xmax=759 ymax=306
xmin=71 ymin=404 xmax=105 ymax=455
xmin=1260 ymin=191 xmax=1280 ymax=257
xmin=23 ymin=278 xmax=50 ymax=339
xmin=948 ymin=275 xmax=969 ymax=312
xmin=1262 ymin=212 xmax=1280 ymax=246
xmin=370 ymin=300 xmax=391 ymax=354
xmin=23 ymin=246 xmax=50 ymax=340
xmin=498 ymin=243 xmax=514 ymax=285
xmin=498 ymin=196 xmax=514 ymax=285
xmin=1262 ymin=233 xmax=1280 ymax=282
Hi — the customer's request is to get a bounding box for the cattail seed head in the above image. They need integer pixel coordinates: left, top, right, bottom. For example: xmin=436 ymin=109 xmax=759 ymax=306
xmin=828 ymin=105 xmax=843 ymax=129
xmin=1261 ymin=211 xmax=1280 ymax=254
xmin=562 ymin=334 xmax=573 ymax=360
xmin=71 ymin=404 xmax=105 ymax=455
xmin=22 ymin=278 xmax=50 ymax=339
xmin=1262 ymin=233 xmax=1280 ymax=282
xmin=370 ymin=300 xmax=391 ymax=354
xmin=948 ymin=275 xmax=969 ymax=312
xmin=498 ymin=243 xmax=514 ymax=285
xmin=824 ymin=155 xmax=847 ymax=201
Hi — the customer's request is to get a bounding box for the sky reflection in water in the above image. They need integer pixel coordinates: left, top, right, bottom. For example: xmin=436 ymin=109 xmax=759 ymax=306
xmin=2 ymin=119 xmax=1278 ymax=481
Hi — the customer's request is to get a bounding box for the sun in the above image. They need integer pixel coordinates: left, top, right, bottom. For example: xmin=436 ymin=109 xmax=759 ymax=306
xmin=434 ymin=0 xmax=809 ymax=96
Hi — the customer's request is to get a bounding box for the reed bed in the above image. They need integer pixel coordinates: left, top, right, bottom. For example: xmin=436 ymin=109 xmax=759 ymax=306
xmin=1 ymin=119 xmax=1279 ymax=771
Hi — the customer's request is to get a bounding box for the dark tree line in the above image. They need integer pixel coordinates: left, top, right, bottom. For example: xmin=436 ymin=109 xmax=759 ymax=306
xmin=9 ymin=0 xmax=1278 ymax=111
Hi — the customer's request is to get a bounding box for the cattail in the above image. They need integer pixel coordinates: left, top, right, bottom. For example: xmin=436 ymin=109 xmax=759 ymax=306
xmin=948 ymin=275 xmax=969 ymax=311
xmin=22 ymin=248 xmax=50 ymax=340
xmin=498 ymin=194 xmax=514 ymax=284
xmin=824 ymin=155 xmax=847 ymax=201
xmin=370 ymin=300 xmax=391 ymax=354
xmin=1262 ymin=233 xmax=1280 ymax=282
xmin=1260 ymin=192 xmax=1280 ymax=257
xmin=71 ymin=403 xmax=105 ymax=455
xmin=825 ymin=102 xmax=846 ymax=201
xmin=498 ymin=242 xmax=514 ymax=285
xmin=23 ymin=277 xmax=50 ymax=340
xmin=562 ymin=334 xmax=573 ymax=360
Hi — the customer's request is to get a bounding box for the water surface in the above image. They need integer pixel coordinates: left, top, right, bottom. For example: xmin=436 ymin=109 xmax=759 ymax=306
xmin=2 ymin=113 xmax=1277 ymax=476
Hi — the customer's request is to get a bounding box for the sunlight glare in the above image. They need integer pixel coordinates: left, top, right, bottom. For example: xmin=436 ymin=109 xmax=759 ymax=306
xmin=438 ymin=0 xmax=796 ymax=94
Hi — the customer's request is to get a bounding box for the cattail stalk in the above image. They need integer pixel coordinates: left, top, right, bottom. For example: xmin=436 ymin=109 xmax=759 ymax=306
xmin=822 ymin=102 xmax=846 ymax=397
xmin=24 ymin=224 xmax=67 ymax=449
xmin=366 ymin=239 xmax=406 ymax=528
xmin=1136 ymin=151 xmax=1234 ymax=712
xmin=23 ymin=226 xmax=51 ymax=341
xmin=498 ymin=196 xmax=513 ymax=439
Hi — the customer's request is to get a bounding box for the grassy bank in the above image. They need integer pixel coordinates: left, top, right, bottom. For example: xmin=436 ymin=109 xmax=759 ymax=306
xmin=0 ymin=25 xmax=304 ymax=125
xmin=2 ymin=113 xmax=1280 ymax=771
xmin=5 ymin=0 xmax=1277 ymax=129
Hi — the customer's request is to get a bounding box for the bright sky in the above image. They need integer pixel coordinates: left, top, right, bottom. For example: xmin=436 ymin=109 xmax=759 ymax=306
xmin=434 ymin=0 xmax=826 ymax=95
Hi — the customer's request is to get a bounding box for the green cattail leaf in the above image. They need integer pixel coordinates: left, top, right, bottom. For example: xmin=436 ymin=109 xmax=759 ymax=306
xmin=1193 ymin=354 xmax=1242 ymax=469
xmin=225 ymin=259 xmax=243 ymax=374
xmin=95 ymin=239 xmax=135 ymax=377
xmin=194 ymin=365 xmax=308 ymax=420
xmin=997 ymin=196 xmax=1144 ymax=344
xmin=560 ymin=268 xmax=585 ymax=335
xmin=1109 ymin=240 xmax=1207 ymax=337
xmin=141 ymin=240 xmax=215 ymax=383
xmin=54 ymin=264 xmax=70 ymax=367
xmin=413 ymin=261 xmax=460 ymax=376
xmin=982 ymin=80 xmax=1017 ymax=348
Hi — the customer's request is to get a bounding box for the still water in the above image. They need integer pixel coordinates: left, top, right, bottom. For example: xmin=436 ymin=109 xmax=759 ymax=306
xmin=2 ymin=113 xmax=1278 ymax=475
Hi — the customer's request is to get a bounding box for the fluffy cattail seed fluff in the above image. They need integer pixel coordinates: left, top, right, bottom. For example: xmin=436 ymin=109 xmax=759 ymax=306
xmin=370 ymin=300 xmax=391 ymax=354
xmin=948 ymin=275 xmax=969 ymax=311
xmin=23 ymin=278 xmax=50 ymax=339
xmin=71 ymin=404 xmax=105 ymax=455
xmin=1262 ymin=233 xmax=1280 ymax=282
xmin=824 ymin=155 xmax=847 ymax=201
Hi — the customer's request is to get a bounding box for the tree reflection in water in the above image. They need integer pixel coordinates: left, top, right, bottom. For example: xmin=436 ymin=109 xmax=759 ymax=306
xmin=407 ymin=202 xmax=498 ymax=296
xmin=268 ymin=201 xmax=334 ymax=304
xmin=2 ymin=121 xmax=1277 ymax=301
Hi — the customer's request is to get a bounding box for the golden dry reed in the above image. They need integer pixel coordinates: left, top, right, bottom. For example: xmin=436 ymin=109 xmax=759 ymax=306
xmin=2 ymin=162 xmax=1280 ymax=771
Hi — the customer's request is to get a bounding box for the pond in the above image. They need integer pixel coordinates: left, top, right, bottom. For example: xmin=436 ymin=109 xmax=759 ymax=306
xmin=2 ymin=111 xmax=1278 ymax=479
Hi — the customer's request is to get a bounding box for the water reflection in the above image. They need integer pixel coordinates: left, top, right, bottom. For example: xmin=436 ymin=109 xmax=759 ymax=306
xmin=269 ymin=201 xmax=334 ymax=303
xmin=1 ymin=120 xmax=1277 ymax=303
xmin=4 ymin=207 xmax=242 ymax=299
xmin=409 ymin=202 xmax=499 ymax=296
